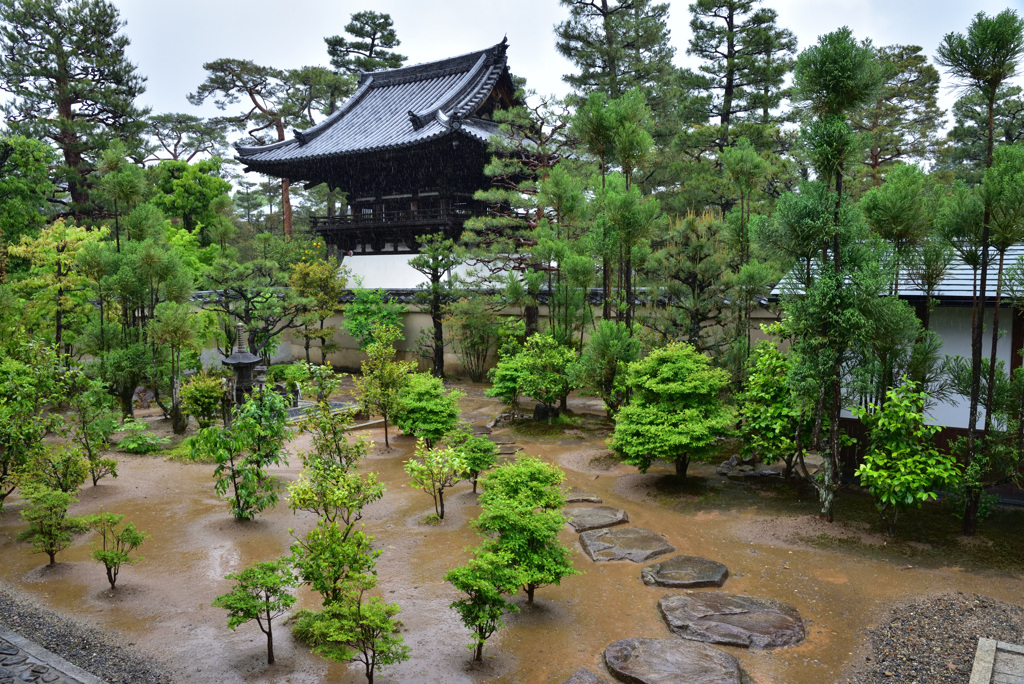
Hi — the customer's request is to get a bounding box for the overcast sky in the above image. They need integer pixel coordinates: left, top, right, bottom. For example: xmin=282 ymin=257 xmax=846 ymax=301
xmin=113 ymin=0 xmax=1023 ymax=130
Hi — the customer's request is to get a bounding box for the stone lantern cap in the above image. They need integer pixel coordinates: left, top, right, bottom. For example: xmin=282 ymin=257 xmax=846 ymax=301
xmin=221 ymin=323 xmax=261 ymax=367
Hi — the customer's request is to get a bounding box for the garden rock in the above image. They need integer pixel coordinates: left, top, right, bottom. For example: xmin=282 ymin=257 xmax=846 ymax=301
xmin=658 ymin=592 xmax=805 ymax=649
xmin=604 ymin=637 xmax=742 ymax=684
xmin=561 ymin=668 xmax=613 ymax=684
xmin=565 ymin=487 xmax=602 ymax=504
xmin=641 ymin=555 xmax=729 ymax=588
xmin=566 ymin=505 xmax=628 ymax=532
xmin=579 ymin=526 xmax=675 ymax=563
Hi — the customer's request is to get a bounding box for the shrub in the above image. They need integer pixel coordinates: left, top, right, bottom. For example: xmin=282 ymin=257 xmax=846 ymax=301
xmin=117 ymin=419 xmax=170 ymax=454
xmin=180 ymin=371 xmax=226 ymax=429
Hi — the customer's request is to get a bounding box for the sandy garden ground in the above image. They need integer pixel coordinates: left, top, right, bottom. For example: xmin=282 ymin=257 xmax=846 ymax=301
xmin=1 ymin=384 xmax=1022 ymax=683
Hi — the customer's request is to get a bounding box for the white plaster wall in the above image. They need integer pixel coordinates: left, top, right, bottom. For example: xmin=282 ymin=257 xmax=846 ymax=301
xmin=926 ymin=306 xmax=1013 ymax=429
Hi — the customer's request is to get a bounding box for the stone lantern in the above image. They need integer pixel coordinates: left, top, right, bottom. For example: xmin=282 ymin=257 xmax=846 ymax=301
xmin=221 ymin=323 xmax=263 ymax=404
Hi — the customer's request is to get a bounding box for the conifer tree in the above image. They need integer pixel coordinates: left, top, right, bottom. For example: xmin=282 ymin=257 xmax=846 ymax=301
xmin=0 ymin=0 xmax=148 ymax=217
xmin=325 ymin=11 xmax=406 ymax=75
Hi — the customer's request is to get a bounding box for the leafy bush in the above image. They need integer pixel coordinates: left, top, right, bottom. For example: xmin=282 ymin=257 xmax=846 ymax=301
xmin=853 ymin=379 xmax=958 ymax=536
xmin=486 ymin=333 xmax=577 ymax=417
xmin=180 ymin=371 xmax=226 ymax=429
xmin=117 ymin=419 xmax=170 ymax=454
xmin=444 ymin=297 xmax=501 ymax=383
xmin=267 ymin=363 xmax=309 ymax=391
xmin=393 ymin=373 xmax=464 ymax=447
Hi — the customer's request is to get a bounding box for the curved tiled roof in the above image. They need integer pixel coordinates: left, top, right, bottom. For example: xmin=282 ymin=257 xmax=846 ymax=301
xmin=237 ymin=40 xmax=509 ymax=165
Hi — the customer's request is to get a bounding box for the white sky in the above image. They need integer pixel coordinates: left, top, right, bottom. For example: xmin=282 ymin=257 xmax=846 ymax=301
xmin=113 ymin=0 xmax=1024 ymax=127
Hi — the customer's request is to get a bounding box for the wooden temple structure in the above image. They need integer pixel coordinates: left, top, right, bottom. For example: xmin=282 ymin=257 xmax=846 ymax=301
xmin=237 ymin=40 xmax=517 ymax=255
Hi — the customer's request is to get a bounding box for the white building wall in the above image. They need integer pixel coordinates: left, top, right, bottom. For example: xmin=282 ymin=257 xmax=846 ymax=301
xmin=926 ymin=306 xmax=1014 ymax=429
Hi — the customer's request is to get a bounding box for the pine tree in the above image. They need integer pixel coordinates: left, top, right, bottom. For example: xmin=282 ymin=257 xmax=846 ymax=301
xmin=325 ymin=11 xmax=406 ymax=75
xmin=0 ymin=0 xmax=148 ymax=217
xmin=850 ymin=45 xmax=944 ymax=189
xmin=686 ymin=0 xmax=797 ymax=145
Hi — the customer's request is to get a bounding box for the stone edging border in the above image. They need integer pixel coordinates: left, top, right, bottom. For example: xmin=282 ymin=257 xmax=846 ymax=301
xmin=0 ymin=625 xmax=107 ymax=684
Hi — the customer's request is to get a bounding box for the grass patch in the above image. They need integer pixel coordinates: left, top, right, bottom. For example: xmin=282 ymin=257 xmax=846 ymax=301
xmin=422 ymin=513 xmax=441 ymax=526
xmin=159 ymin=437 xmax=210 ymax=463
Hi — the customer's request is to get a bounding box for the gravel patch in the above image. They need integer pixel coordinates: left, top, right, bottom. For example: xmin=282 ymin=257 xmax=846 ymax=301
xmin=844 ymin=592 xmax=1024 ymax=683
xmin=0 ymin=582 xmax=173 ymax=684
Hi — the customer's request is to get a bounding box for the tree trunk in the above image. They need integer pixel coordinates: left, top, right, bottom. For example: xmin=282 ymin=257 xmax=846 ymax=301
xmin=282 ymin=178 xmax=293 ymax=238
xmin=438 ymin=488 xmax=445 ymax=520
xmin=474 ymin=639 xmax=484 ymax=662
xmin=383 ymin=417 xmax=390 ymax=449
xmin=526 ymin=584 xmax=536 ymax=603
xmin=525 ymin=303 xmax=539 ymax=338
xmin=432 ymin=287 xmax=444 ymax=378
xmin=106 ymin=565 xmax=117 ymax=590
xmin=984 ymin=249 xmax=1007 ymax=434
xmin=266 ymin=626 xmax=274 ymax=665
xmin=47 ymin=550 xmax=56 ymax=565
xmin=674 ymin=455 xmax=689 ymax=480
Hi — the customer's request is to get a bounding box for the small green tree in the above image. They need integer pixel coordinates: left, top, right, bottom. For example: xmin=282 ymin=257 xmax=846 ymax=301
xmin=446 ymin=429 xmax=497 ymax=493
xmin=289 ymin=521 xmax=378 ymax=606
xmin=62 ymin=369 xmax=119 ymax=486
xmin=568 ymin=320 xmax=641 ymax=418
xmin=291 ymin=579 xmax=409 ymax=684
xmin=86 ymin=512 xmax=148 ymax=590
xmin=23 ymin=444 xmax=89 ymax=494
xmin=354 ymin=324 xmax=415 ymax=448
xmin=853 ymin=379 xmax=959 ymax=536
xmin=191 ymin=390 xmax=290 ymax=521
xmin=287 ymin=459 xmax=383 ymax=529
xmin=445 ymin=549 xmax=526 ymax=662
xmin=610 ymin=342 xmax=736 ymax=479
xmin=212 ymin=559 xmax=298 ymax=665
xmin=737 ymin=340 xmax=810 ymax=479
xmin=393 ymin=373 xmax=464 ymax=447
xmin=404 ymin=440 xmax=467 ymax=521
xmin=476 ymin=456 xmax=579 ymax=603
xmin=444 ymin=297 xmax=501 ymax=383
xmin=16 ymin=484 xmax=89 ymax=565
xmin=486 ymin=333 xmax=577 ymax=419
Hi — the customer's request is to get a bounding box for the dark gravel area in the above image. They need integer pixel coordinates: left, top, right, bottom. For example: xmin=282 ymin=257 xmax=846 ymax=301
xmin=0 ymin=582 xmax=174 ymax=684
xmin=844 ymin=592 xmax=1024 ymax=684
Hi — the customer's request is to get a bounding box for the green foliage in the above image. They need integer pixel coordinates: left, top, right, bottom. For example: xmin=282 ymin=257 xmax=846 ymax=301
xmin=191 ymin=390 xmax=289 ymax=521
xmin=737 ymin=341 xmax=809 ymax=478
xmin=86 ymin=512 xmax=148 ymax=590
xmin=486 ymin=333 xmax=577 ymax=415
xmin=476 ymin=456 xmax=579 ymax=603
xmin=325 ymin=11 xmax=407 ymax=74
xmin=343 ymin=288 xmax=406 ymax=351
xmin=793 ymin=26 xmax=884 ymax=118
xmin=117 ymin=419 xmax=169 ymax=454
xmin=0 ymin=0 xmax=148 ymax=213
xmin=212 ymin=559 xmax=298 ymax=665
xmin=0 ymin=341 xmax=63 ymax=507
xmin=288 ymin=521 xmax=378 ymax=606
xmin=445 ymin=549 xmax=526 ymax=662
xmin=610 ymin=342 xmax=736 ymax=479
xmin=393 ymin=373 xmax=464 ymax=447
xmin=289 ymin=257 xmax=346 ymax=365
xmin=403 ymin=440 xmax=467 ymax=520
xmin=180 ymin=371 xmax=226 ymax=429
xmin=446 ymin=428 xmax=497 ymax=493
xmin=22 ymin=444 xmax=88 ymax=494
xmin=853 ymin=379 xmax=959 ymax=536
xmin=354 ymin=324 xmax=415 ymax=448
xmin=0 ymin=135 xmax=55 ymax=274
xmin=16 ymin=484 xmax=89 ymax=565
xmin=62 ymin=369 xmax=119 ymax=486
xmin=444 ymin=297 xmax=501 ymax=383
xmin=290 ymin=585 xmax=409 ymax=683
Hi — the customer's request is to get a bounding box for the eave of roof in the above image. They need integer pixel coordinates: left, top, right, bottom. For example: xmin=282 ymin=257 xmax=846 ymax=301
xmin=237 ymin=39 xmax=510 ymax=166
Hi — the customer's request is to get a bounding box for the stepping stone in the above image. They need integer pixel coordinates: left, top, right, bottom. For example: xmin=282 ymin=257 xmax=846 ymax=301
xmin=658 ymin=592 xmax=806 ymax=649
xmin=471 ymin=424 xmax=492 ymax=435
xmin=579 ymin=526 xmax=675 ymax=563
xmin=565 ymin=487 xmax=602 ymax=504
xmin=561 ymin=668 xmax=613 ymax=684
xmin=641 ymin=555 xmax=729 ymax=588
xmin=566 ymin=505 xmax=628 ymax=532
xmin=497 ymin=445 xmax=521 ymax=455
xmin=604 ymin=637 xmax=742 ymax=684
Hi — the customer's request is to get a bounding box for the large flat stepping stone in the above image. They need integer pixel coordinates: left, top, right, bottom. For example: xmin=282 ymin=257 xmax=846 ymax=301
xmin=659 ymin=592 xmax=806 ymax=649
xmin=561 ymin=668 xmax=613 ymax=684
xmin=565 ymin=487 xmax=603 ymax=503
xmin=604 ymin=638 xmax=742 ymax=684
xmin=566 ymin=505 xmax=628 ymax=532
xmin=641 ymin=555 xmax=729 ymax=588
xmin=579 ymin=526 xmax=675 ymax=563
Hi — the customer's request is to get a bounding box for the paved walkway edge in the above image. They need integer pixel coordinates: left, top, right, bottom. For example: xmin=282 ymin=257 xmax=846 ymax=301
xmin=0 ymin=625 xmax=107 ymax=684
